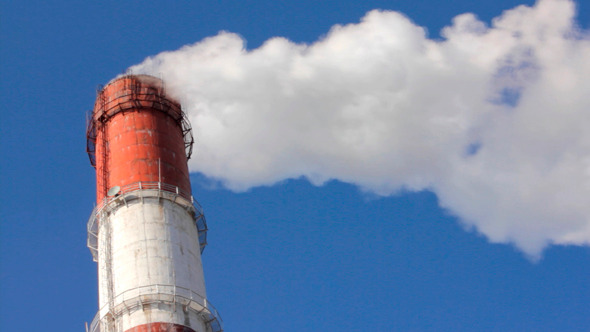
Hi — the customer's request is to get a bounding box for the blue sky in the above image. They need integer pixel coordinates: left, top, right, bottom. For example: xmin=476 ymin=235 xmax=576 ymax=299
xmin=1 ymin=1 xmax=589 ymax=331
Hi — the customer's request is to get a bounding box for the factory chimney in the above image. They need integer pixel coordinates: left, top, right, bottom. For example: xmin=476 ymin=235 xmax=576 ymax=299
xmin=85 ymin=75 xmax=222 ymax=332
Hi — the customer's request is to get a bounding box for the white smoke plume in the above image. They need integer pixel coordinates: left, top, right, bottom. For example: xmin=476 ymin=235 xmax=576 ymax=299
xmin=129 ymin=0 xmax=590 ymax=258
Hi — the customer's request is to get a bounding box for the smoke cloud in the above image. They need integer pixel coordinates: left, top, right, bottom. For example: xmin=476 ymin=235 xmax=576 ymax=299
xmin=129 ymin=0 xmax=590 ymax=258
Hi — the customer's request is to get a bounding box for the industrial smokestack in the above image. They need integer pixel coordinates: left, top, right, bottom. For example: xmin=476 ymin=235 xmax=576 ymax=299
xmin=85 ymin=75 xmax=222 ymax=332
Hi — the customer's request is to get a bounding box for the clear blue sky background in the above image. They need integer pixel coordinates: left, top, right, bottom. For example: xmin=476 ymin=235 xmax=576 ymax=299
xmin=1 ymin=1 xmax=589 ymax=331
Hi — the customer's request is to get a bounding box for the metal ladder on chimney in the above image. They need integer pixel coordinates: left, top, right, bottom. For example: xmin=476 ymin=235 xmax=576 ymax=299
xmin=98 ymin=90 xmax=117 ymax=332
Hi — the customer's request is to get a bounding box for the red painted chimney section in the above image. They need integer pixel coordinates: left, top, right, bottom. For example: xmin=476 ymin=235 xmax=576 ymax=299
xmin=87 ymin=75 xmax=193 ymax=204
